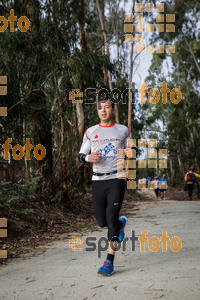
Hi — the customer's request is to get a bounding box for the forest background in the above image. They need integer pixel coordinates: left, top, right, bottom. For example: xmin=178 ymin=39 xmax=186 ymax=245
xmin=0 ymin=0 xmax=199 ymax=257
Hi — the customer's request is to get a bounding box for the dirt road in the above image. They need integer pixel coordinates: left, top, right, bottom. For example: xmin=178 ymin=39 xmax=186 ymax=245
xmin=0 ymin=195 xmax=200 ymax=300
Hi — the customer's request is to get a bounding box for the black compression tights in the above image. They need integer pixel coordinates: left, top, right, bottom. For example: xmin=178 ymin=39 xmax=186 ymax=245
xmin=92 ymin=178 xmax=125 ymax=241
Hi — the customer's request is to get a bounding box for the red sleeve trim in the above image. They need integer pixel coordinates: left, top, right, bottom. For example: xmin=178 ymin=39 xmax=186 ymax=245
xmin=85 ymin=130 xmax=90 ymax=140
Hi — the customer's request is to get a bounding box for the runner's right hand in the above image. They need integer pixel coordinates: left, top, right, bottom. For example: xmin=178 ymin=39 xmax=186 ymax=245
xmin=88 ymin=152 xmax=102 ymax=163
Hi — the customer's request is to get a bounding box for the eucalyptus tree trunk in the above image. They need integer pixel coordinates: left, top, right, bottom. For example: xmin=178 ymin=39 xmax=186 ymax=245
xmin=78 ymin=0 xmax=89 ymax=184
xmin=128 ymin=0 xmax=135 ymax=131
xmin=117 ymin=31 xmax=122 ymax=88
xmin=169 ymin=157 xmax=175 ymax=187
xmin=31 ymin=88 xmax=54 ymax=200
xmin=128 ymin=42 xmax=134 ymax=131
xmin=101 ymin=0 xmax=108 ymax=86
xmin=77 ymin=0 xmax=86 ymax=138
xmin=177 ymin=143 xmax=185 ymax=179
xmin=52 ymin=0 xmax=70 ymax=205
xmin=58 ymin=96 xmax=69 ymax=203
xmin=23 ymin=119 xmax=30 ymax=180
xmin=96 ymin=0 xmax=119 ymax=123
xmin=27 ymin=1 xmax=54 ymax=201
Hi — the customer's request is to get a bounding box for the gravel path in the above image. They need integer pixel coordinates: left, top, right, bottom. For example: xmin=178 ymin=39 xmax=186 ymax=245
xmin=0 ymin=196 xmax=199 ymax=300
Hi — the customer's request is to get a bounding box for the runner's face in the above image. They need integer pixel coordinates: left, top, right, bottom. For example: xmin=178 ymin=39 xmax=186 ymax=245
xmin=97 ymin=100 xmax=115 ymax=122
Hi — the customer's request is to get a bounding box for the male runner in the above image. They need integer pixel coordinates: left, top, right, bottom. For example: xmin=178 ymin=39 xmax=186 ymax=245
xmin=159 ymin=174 xmax=168 ymax=200
xmin=185 ymin=166 xmax=200 ymax=200
xmin=78 ymin=97 xmax=135 ymax=276
xmin=154 ymin=176 xmax=159 ymax=199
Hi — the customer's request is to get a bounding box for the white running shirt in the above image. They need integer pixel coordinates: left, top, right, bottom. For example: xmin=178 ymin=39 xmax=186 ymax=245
xmin=79 ymin=122 xmax=132 ymax=180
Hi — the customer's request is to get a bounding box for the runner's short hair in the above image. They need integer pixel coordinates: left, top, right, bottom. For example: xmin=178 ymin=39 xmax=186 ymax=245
xmin=97 ymin=95 xmax=115 ymax=109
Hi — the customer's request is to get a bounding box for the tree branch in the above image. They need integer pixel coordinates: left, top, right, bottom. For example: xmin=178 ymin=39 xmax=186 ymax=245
xmin=8 ymin=91 xmax=31 ymax=113
xmin=182 ymin=34 xmax=200 ymax=75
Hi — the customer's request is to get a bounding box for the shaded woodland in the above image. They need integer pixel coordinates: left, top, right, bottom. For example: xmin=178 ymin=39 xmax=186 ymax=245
xmin=0 ymin=0 xmax=199 ymax=221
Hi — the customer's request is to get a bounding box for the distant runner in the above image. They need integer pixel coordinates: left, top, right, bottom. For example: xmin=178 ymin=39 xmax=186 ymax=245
xmin=78 ymin=96 xmax=136 ymax=276
xmin=184 ymin=166 xmax=200 ymax=200
xmin=154 ymin=176 xmax=159 ymax=199
xmin=159 ymin=174 xmax=168 ymax=200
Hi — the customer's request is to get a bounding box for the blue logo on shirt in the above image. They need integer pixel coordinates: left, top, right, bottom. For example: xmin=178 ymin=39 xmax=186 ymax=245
xmin=97 ymin=143 xmax=117 ymax=159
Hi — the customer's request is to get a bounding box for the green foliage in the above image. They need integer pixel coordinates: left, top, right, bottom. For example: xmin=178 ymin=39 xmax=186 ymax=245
xmin=0 ymin=176 xmax=42 ymax=208
xmin=16 ymin=208 xmax=34 ymax=221
xmin=17 ymin=176 xmax=42 ymax=201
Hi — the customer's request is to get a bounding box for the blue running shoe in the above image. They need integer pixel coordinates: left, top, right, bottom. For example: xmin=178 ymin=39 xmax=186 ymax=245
xmin=98 ymin=259 xmax=114 ymax=276
xmin=118 ymin=216 xmax=127 ymax=243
